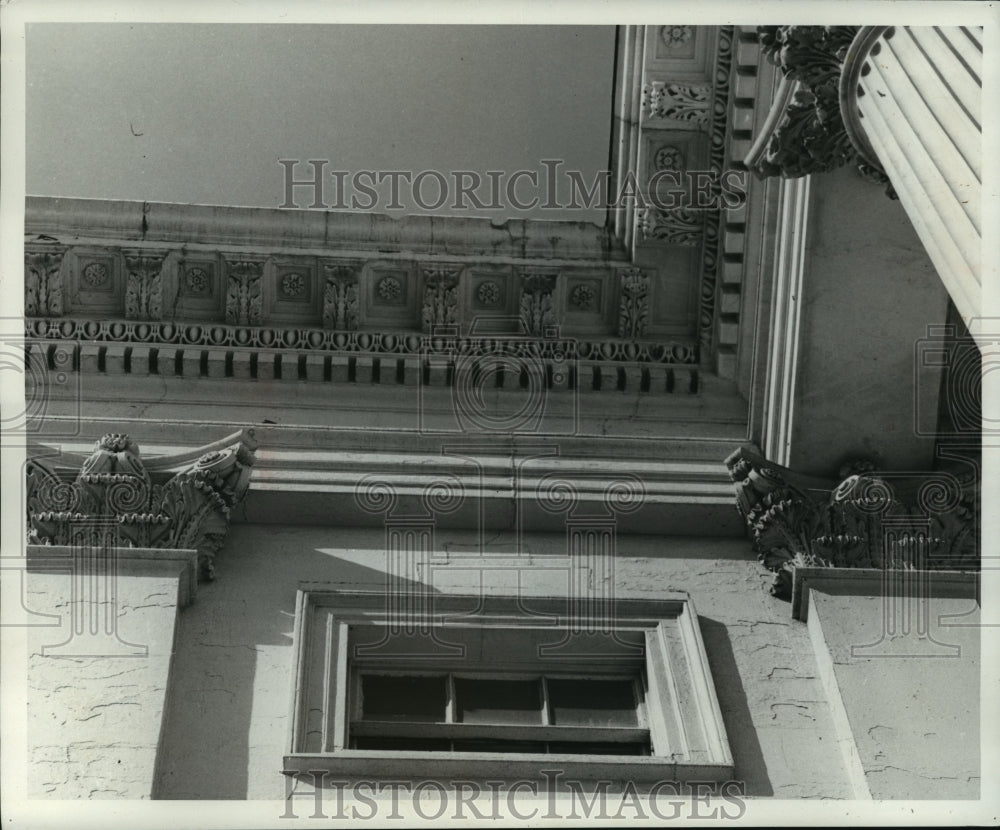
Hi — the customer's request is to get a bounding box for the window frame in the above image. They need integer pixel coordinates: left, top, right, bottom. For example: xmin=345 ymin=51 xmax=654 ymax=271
xmin=284 ymin=589 xmax=733 ymax=784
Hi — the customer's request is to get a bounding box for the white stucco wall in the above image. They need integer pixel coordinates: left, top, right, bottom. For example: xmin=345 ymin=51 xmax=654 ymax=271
xmin=152 ymin=525 xmax=856 ymax=801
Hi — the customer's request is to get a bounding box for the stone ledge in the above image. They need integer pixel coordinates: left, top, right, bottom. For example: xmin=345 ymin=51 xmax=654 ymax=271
xmin=790 ymin=566 xmax=979 ymax=622
xmin=26 ymin=545 xmax=200 ymax=607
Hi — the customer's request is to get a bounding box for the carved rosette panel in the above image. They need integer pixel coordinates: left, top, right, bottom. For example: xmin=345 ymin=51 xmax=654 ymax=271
xmin=421 ymin=267 xmax=460 ymax=333
xmin=617 ymin=268 xmax=650 ymax=339
xmin=570 ymin=283 xmax=597 ymax=310
xmin=518 ymin=273 xmax=557 ymax=336
xmin=26 ymin=430 xmax=257 ymax=580
xmin=24 ymin=249 xmax=66 ymax=317
xmin=124 ymin=252 xmax=165 ymax=321
xmin=224 ymin=260 xmax=265 ymax=326
xmin=322 ymin=263 xmax=359 ymax=330
xmin=726 ymin=447 xmax=979 ymax=599
xmin=660 ymin=25 xmax=693 ymax=49
xmin=642 ymin=81 xmax=712 ymax=123
xmin=639 ymin=208 xmax=705 ymax=245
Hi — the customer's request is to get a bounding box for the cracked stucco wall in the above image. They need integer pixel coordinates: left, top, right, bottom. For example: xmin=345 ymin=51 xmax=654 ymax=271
xmin=808 ymin=590 xmax=980 ymax=799
xmin=151 ymin=525 xmax=855 ymax=800
xmin=26 ymin=570 xmax=182 ymax=799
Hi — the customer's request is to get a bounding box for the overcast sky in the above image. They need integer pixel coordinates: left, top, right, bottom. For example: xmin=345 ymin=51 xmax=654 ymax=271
xmin=25 ymin=24 xmax=615 ymax=222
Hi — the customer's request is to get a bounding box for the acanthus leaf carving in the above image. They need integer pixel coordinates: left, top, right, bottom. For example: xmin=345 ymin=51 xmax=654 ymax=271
xmin=758 ymin=26 xmax=858 ymax=89
xmin=726 ymin=447 xmax=980 ymax=599
xmin=26 ymin=430 xmax=257 ymax=581
xmin=642 ymin=81 xmax=712 ymax=123
xmin=753 ymin=26 xmax=896 ymax=197
xmin=617 ymin=268 xmax=650 ymax=340
xmin=639 ymin=207 xmax=706 ymax=245
xmin=518 ymin=273 xmax=557 ymax=337
xmin=25 ymin=249 xmax=66 ymax=317
xmin=124 ymin=251 xmax=166 ymax=321
xmin=421 ymin=267 xmax=460 ymax=333
xmin=225 ymin=259 xmax=265 ymax=326
xmin=754 ymin=84 xmax=855 ymax=179
xmin=322 ymin=262 xmax=360 ymax=330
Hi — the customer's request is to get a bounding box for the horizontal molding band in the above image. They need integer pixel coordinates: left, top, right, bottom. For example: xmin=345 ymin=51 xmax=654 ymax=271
xmin=25 ymin=196 xmax=628 ymax=264
xmin=24 ymin=318 xmax=699 ymax=365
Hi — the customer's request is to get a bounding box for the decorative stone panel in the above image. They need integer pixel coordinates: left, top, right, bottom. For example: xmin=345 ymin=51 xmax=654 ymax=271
xmin=176 ymin=257 xmax=222 ymax=320
xmin=421 ymin=266 xmax=462 ymax=333
xmin=25 ymin=248 xmax=66 ymax=318
xmin=363 ymin=263 xmax=419 ymax=328
xmin=224 ymin=258 xmax=266 ymax=326
xmin=518 ymin=272 xmax=557 ymax=336
xmin=69 ymin=249 xmax=121 ymax=315
xmin=123 ymin=250 xmax=167 ymax=321
xmin=270 ymin=258 xmax=319 ymax=324
xmin=322 ymin=261 xmax=360 ymax=331
xmin=618 ymin=268 xmax=650 ymax=339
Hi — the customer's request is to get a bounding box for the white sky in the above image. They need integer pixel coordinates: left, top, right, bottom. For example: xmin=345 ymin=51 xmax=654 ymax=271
xmin=25 ymin=24 xmax=616 ymax=222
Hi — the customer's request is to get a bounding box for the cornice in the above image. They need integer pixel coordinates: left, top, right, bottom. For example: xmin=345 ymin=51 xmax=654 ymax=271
xmin=25 ymin=197 xmax=627 ymax=265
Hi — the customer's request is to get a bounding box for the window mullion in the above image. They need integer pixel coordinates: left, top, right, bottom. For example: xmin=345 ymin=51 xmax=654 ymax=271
xmin=540 ymin=676 xmax=551 ymax=726
xmin=445 ymin=673 xmax=456 ymax=725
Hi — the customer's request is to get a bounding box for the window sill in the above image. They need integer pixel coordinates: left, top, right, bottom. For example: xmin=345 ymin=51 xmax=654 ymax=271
xmin=283 ymin=750 xmax=734 ymax=785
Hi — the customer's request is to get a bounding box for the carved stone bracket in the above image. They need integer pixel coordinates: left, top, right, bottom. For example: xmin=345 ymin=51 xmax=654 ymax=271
xmin=518 ymin=273 xmax=557 ymax=336
xmin=726 ymin=447 xmax=979 ymax=599
xmin=124 ymin=251 xmax=166 ymax=321
xmin=617 ymin=268 xmax=650 ymax=339
xmin=225 ymin=259 xmax=265 ymax=325
xmin=322 ymin=262 xmax=360 ymax=330
xmin=421 ymin=267 xmax=461 ymax=333
xmin=26 ymin=430 xmax=257 ymax=580
xmin=25 ymin=249 xmax=66 ymax=317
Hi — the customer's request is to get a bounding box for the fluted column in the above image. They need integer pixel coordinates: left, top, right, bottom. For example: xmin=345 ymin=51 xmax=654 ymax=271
xmin=842 ymin=26 xmax=982 ymax=336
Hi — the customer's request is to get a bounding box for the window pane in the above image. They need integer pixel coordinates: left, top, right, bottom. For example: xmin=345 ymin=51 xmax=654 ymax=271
xmin=455 ymin=678 xmax=543 ymax=725
xmin=548 ymin=741 xmax=649 ymax=756
xmin=452 ymin=739 xmax=548 ymax=753
xmin=547 ymin=678 xmax=638 ymax=727
xmin=354 ymin=736 xmax=451 ymax=751
xmin=360 ymin=674 xmax=446 ymax=722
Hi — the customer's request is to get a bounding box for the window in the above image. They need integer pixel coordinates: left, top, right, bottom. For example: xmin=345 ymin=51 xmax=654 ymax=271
xmin=351 ymin=669 xmax=650 ymax=755
xmin=285 ymin=590 xmax=733 ymax=783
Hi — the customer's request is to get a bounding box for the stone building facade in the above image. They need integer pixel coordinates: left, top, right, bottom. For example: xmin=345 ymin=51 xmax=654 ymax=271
xmin=14 ymin=24 xmax=984 ymax=815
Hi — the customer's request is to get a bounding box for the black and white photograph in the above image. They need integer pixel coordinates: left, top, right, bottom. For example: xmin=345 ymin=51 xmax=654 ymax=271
xmin=1 ymin=1 xmax=996 ymax=826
